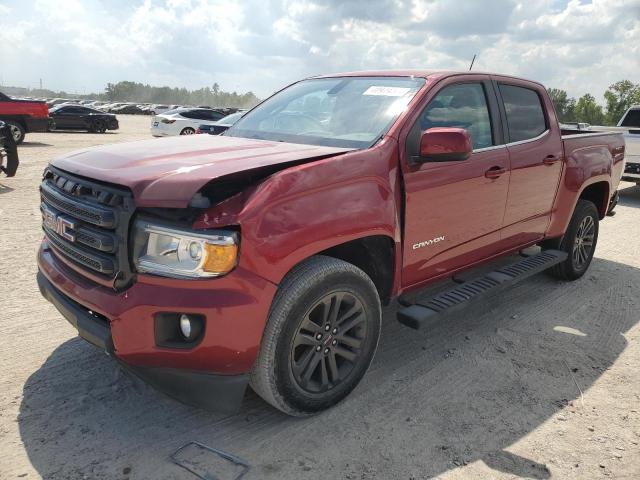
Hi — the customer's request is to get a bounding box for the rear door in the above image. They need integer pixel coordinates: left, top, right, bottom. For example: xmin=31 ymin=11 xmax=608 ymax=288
xmin=401 ymin=76 xmax=510 ymax=287
xmin=495 ymin=79 xmax=564 ymax=247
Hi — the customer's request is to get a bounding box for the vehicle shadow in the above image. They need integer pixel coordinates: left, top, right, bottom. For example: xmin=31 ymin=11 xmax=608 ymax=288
xmin=19 ymin=142 xmax=53 ymax=147
xmin=18 ymin=257 xmax=639 ymax=479
xmin=618 ymin=182 xmax=640 ymax=208
xmin=48 ymin=131 xmax=117 ymax=135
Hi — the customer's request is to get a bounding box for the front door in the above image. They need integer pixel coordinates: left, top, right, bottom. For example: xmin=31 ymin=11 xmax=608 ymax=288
xmin=401 ymin=79 xmax=510 ymax=288
xmin=53 ymin=107 xmax=74 ymax=128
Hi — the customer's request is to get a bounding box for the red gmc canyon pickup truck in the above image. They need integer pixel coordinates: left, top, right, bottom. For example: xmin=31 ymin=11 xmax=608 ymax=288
xmin=0 ymin=91 xmax=49 ymax=144
xmin=37 ymin=71 xmax=625 ymax=416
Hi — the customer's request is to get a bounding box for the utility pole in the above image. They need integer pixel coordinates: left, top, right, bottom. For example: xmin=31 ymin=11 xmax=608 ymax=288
xmin=39 ymin=78 xmax=43 ymax=90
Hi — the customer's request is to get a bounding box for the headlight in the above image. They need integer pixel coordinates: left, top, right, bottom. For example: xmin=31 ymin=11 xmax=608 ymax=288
xmin=132 ymin=219 xmax=238 ymax=278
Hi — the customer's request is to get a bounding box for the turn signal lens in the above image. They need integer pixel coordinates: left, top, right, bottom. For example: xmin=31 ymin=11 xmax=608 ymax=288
xmin=203 ymin=243 xmax=238 ymax=274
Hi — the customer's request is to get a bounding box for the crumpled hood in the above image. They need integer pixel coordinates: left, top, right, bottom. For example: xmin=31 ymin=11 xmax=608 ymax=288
xmin=51 ymin=134 xmax=353 ymax=207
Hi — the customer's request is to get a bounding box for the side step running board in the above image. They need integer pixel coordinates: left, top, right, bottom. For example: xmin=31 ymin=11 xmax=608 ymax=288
xmin=397 ymin=249 xmax=567 ymax=330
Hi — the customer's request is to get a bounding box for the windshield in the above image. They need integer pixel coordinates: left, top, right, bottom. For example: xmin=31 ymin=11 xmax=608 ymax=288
xmin=225 ymin=76 xmax=425 ymax=148
xmin=218 ymin=111 xmax=244 ymax=125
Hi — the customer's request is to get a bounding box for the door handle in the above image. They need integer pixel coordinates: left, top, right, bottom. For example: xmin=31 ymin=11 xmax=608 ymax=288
xmin=485 ymin=166 xmax=506 ymax=179
xmin=543 ymin=155 xmax=560 ymax=165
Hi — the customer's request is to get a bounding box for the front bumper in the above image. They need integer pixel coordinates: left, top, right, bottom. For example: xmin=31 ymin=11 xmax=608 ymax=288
xmin=37 ymin=240 xmax=277 ymax=412
xmin=37 ymin=271 xmax=250 ymax=413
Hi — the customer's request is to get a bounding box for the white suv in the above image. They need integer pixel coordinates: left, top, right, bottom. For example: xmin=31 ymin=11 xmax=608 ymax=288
xmin=150 ymin=108 xmax=232 ymax=137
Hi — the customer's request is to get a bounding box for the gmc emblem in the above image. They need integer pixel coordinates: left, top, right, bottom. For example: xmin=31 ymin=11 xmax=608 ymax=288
xmin=42 ymin=205 xmax=76 ymax=242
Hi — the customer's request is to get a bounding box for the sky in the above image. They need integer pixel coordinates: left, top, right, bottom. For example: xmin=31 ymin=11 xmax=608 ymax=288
xmin=0 ymin=0 xmax=638 ymax=101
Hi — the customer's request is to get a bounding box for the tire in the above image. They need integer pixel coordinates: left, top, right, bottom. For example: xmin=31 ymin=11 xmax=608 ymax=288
xmin=90 ymin=119 xmax=107 ymax=133
xmin=547 ymin=199 xmax=599 ymax=280
xmin=250 ymin=256 xmax=382 ymax=416
xmin=180 ymin=127 xmax=195 ymax=135
xmin=6 ymin=122 xmax=25 ymax=144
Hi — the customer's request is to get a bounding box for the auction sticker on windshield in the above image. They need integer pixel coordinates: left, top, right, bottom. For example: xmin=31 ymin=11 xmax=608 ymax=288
xmin=363 ymin=86 xmax=413 ymax=96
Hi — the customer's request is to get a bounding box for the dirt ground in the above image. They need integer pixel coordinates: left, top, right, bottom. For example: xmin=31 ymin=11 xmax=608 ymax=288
xmin=1 ymin=115 xmax=639 ymax=480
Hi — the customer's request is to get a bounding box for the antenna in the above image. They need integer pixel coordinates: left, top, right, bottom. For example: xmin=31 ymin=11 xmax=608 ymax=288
xmin=469 ymin=54 xmax=477 ymax=71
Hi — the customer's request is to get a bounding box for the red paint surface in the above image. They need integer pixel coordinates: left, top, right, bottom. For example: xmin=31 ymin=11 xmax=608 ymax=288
xmin=419 ymin=128 xmax=472 ymax=158
xmin=40 ymin=71 xmax=625 ymax=375
xmin=51 ymin=134 xmax=354 ymax=208
xmin=0 ymin=98 xmax=49 ymax=119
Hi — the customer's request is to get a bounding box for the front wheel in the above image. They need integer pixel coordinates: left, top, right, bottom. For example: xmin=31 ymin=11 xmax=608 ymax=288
xmin=547 ymin=199 xmax=599 ymax=280
xmin=180 ymin=127 xmax=195 ymax=135
xmin=250 ymin=256 xmax=381 ymax=416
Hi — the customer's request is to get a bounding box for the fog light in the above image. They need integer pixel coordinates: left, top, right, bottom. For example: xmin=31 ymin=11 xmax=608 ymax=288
xmin=155 ymin=313 xmax=204 ymax=348
xmin=180 ymin=314 xmax=193 ymax=340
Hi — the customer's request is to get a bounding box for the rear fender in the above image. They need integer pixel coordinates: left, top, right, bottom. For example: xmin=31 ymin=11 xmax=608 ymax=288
xmin=546 ymin=141 xmax=616 ymax=237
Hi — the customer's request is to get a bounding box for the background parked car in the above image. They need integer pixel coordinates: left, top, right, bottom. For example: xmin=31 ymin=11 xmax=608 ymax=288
xmin=150 ymin=104 xmax=177 ymax=115
xmin=150 ymin=107 xmax=238 ymax=136
xmin=0 ymin=91 xmax=49 ymax=143
xmin=196 ymin=110 xmax=246 ymax=135
xmin=48 ymin=104 xmax=119 ymax=133
xmin=111 ymin=104 xmax=146 ymax=115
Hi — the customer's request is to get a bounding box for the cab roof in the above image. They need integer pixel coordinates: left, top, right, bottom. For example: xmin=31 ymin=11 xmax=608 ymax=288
xmin=309 ymin=70 xmax=544 ymax=88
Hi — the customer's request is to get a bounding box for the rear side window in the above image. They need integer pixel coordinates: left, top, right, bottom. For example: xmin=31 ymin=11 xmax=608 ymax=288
xmin=499 ymin=84 xmax=546 ymax=142
xmin=182 ymin=109 xmax=218 ymax=120
xmin=620 ymin=109 xmax=640 ymax=127
xmin=416 ymin=83 xmax=494 ymax=149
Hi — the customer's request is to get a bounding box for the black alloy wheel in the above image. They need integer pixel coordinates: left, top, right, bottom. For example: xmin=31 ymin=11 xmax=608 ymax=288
xmin=572 ymin=215 xmax=595 ymax=270
xmin=290 ymin=291 xmax=367 ymax=394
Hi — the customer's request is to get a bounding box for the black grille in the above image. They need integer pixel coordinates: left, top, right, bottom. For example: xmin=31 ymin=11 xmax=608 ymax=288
xmin=625 ymin=161 xmax=640 ymax=174
xmin=40 ymin=166 xmax=135 ymax=290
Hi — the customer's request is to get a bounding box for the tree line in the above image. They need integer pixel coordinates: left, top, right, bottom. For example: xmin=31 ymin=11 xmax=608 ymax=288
xmin=2 ymin=81 xmax=261 ymax=109
xmin=548 ymin=80 xmax=640 ymax=126
xmin=101 ymin=81 xmax=261 ymax=108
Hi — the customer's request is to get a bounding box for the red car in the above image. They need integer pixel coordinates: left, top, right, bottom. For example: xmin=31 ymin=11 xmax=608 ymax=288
xmin=0 ymin=91 xmax=49 ymax=144
xmin=37 ymin=71 xmax=625 ymax=415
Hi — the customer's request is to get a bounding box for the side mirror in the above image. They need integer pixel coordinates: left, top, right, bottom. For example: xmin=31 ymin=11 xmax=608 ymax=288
xmin=414 ymin=127 xmax=472 ymax=164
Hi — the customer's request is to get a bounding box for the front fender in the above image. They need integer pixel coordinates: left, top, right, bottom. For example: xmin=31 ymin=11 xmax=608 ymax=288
xmin=198 ymin=138 xmax=402 ymax=286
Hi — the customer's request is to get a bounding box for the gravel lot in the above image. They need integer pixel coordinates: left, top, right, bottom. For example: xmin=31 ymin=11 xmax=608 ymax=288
xmin=1 ymin=115 xmax=639 ymax=479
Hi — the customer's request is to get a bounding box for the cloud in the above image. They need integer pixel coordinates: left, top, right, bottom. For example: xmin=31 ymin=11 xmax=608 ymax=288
xmin=0 ymin=0 xmax=638 ymax=101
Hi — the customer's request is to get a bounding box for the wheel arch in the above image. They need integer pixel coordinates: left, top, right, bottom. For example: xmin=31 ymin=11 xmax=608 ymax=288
xmin=317 ymin=235 xmax=395 ymax=305
xmin=578 ymin=180 xmax=610 ymax=219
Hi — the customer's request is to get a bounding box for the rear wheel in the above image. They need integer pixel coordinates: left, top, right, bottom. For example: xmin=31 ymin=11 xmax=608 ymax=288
xmin=547 ymin=199 xmax=599 ymax=280
xmin=90 ymin=119 xmax=106 ymax=133
xmin=250 ymin=256 xmax=381 ymax=416
xmin=180 ymin=127 xmax=195 ymax=135
xmin=6 ymin=122 xmax=25 ymax=144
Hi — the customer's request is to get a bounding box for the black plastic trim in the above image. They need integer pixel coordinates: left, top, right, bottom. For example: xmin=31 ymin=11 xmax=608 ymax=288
xmin=37 ymin=271 xmax=114 ymax=352
xmin=398 ymin=250 xmax=568 ymax=330
xmin=121 ymin=364 xmax=248 ymax=414
xmin=41 ymin=180 xmax=116 ymax=227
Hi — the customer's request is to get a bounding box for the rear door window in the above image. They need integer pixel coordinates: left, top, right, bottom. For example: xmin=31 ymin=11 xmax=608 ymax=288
xmin=620 ymin=109 xmax=640 ymax=127
xmin=416 ymin=83 xmax=494 ymax=149
xmin=182 ymin=109 xmax=215 ymax=120
xmin=498 ymin=84 xmax=547 ymax=142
